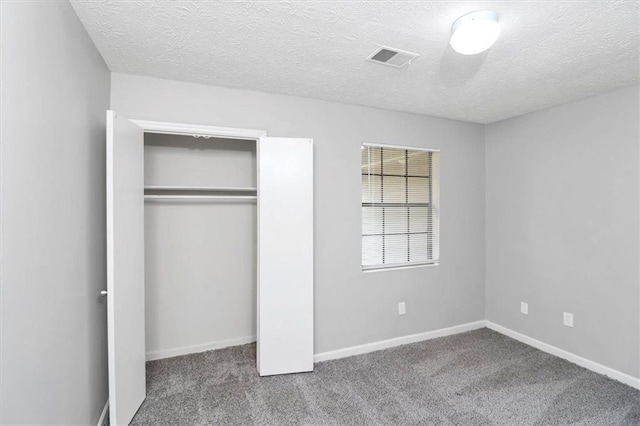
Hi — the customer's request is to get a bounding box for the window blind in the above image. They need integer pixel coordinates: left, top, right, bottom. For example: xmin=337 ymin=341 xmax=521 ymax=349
xmin=361 ymin=145 xmax=439 ymax=269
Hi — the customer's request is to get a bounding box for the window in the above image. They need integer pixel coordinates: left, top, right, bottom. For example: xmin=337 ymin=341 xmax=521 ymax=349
xmin=361 ymin=144 xmax=439 ymax=270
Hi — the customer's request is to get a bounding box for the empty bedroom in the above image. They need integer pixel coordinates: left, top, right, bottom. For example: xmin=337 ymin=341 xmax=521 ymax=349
xmin=1 ymin=1 xmax=638 ymax=425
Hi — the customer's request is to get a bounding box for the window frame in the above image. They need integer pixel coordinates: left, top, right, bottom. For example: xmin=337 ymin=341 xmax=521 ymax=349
xmin=361 ymin=142 xmax=440 ymax=272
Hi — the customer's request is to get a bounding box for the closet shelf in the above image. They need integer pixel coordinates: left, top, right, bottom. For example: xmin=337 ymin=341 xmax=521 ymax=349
xmin=144 ymin=185 xmax=257 ymax=192
xmin=144 ymin=194 xmax=257 ymax=202
xmin=144 ymin=185 xmax=257 ymax=202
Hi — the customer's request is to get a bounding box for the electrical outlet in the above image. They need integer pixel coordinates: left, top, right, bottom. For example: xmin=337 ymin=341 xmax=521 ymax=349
xmin=563 ymin=312 xmax=574 ymax=327
xmin=398 ymin=302 xmax=406 ymax=315
xmin=520 ymin=302 xmax=528 ymax=315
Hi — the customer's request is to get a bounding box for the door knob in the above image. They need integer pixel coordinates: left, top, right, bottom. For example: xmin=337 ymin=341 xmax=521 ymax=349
xmin=100 ymin=290 xmax=108 ymax=297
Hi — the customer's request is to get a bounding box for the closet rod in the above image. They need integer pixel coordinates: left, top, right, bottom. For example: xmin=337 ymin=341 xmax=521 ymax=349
xmin=144 ymin=195 xmax=257 ymax=202
xmin=144 ymin=185 xmax=257 ymax=192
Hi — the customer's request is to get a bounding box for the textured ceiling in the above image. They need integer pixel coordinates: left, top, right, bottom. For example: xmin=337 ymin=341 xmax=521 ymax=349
xmin=70 ymin=1 xmax=639 ymax=123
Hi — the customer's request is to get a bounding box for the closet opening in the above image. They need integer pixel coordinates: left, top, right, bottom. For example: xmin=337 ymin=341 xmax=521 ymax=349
xmin=105 ymin=111 xmax=313 ymax=424
xmin=142 ymin=132 xmax=258 ymax=362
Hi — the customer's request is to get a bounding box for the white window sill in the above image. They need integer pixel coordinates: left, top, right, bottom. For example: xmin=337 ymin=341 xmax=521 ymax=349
xmin=362 ymin=262 xmax=439 ymax=273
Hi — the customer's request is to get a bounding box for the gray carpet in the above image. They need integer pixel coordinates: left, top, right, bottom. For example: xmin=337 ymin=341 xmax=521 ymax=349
xmin=131 ymin=328 xmax=640 ymax=425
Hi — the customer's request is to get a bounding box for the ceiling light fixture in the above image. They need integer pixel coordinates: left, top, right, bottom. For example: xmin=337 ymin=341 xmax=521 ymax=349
xmin=450 ymin=10 xmax=500 ymax=55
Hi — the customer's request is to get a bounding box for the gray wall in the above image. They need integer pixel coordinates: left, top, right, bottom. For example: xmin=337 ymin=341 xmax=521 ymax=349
xmin=486 ymin=86 xmax=639 ymax=378
xmin=144 ymin=134 xmax=257 ymax=356
xmin=111 ymin=73 xmax=486 ymax=354
xmin=1 ymin=2 xmax=111 ymax=424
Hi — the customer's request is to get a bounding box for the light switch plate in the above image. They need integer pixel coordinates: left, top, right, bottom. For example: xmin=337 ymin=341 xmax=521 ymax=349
xmin=521 ymin=302 xmax=528 ymax=315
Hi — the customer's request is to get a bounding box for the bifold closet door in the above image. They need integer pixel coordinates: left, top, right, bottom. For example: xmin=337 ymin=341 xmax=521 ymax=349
xmin=106 ymin=111 xmax=146 ymax=425
xmin=257 ymin=137 xmax=314 ymax=376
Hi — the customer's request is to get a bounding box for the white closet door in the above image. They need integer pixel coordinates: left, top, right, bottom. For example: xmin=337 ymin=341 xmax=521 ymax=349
xmin=106 ymin=110 xmax=146 ymax=425
xmin=257 ymin=137 xmax=314 ymax=376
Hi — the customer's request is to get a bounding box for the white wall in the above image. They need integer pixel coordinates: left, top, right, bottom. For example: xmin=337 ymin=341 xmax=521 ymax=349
xmin=486 ymin=86 xmax=639 ymax=378
xmin=111 ymin=73 xmax=486 ymax=354
xmin=0 ymin=2 xmax=111 ymax=424
xmin=144 ymin=134 xmax=257 ymax=357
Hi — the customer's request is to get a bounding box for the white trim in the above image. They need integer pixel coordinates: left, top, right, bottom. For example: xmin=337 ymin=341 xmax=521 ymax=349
xmin=363 ymin=262 xmax=439 ymax=273
xmin=146 ymin=335 xmax=256 ymax=361
xmin=131 ymin=119 xmax=267 ymax=139
xmin=362 ymin=142 xmax=440 ymax=152
xmin=312 ymin=320 xmax=640 ymax=390
xmin=97 ymin=400 xmax=109 ymax=426
xmin=486 ymin=321 xmax=640 ymax=390
xmin=313 ymin=320 xmax=485 ymax=362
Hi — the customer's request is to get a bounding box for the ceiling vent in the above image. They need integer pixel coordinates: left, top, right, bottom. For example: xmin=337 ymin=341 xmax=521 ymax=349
xmin=366 ymin=46 xmax=419 ymax=68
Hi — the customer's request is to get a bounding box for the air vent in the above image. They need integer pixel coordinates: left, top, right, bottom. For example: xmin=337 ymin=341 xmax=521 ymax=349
xmin=366 ymin=46 xmax=419 ymax=68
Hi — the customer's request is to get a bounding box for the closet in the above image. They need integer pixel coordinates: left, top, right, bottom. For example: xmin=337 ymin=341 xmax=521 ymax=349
xmin=143 ymin=133 xmax=257 ymax=361
xmin=105 ymin=111 xmax=314 ymax=425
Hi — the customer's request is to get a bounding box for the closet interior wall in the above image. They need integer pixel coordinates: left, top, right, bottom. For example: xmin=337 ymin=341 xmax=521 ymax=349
xmin=143 ymin=133 xmax=257 ymax=359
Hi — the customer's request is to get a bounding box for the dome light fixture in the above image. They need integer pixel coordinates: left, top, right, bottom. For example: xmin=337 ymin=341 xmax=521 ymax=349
xmin=450 ymin=10 xmax=500 ymax=55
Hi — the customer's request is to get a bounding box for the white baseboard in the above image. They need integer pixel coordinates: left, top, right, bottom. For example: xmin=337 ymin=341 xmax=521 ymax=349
xmin=97 ymin=399 xmax=109 ymax=426
xmin=486 ymin=321 xmax=640 ymax=390
xmin=143 ymin=322 xmax=639 ymax=391
xmin=146 ymin=335 xmax=256 ymax=361
xmin=313 ymin=320 xmax=486 ymax=363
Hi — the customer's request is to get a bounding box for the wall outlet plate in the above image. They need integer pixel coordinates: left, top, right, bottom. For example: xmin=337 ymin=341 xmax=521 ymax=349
xmin=398 ymin=302 xmax=406 ymax=315
xmin=563 ymin=312 xmax=574 ymax=327
xmin=520 ymin=302 xmax=528 ymax=315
